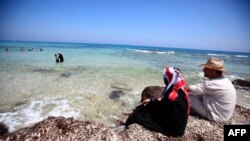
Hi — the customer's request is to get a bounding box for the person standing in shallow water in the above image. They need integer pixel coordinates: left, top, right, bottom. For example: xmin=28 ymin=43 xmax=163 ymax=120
xmin=54 ymin=52 xmax=64 ymax=63
xmin=185 ymin=57 xmax=236 ymax=122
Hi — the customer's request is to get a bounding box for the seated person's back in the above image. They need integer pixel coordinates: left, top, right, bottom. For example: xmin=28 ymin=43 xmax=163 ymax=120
xmin=123 ymin=67 xmax=190 ymax=137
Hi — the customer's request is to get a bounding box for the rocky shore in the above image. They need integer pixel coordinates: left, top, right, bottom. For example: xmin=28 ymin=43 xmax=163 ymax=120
xmin=1 ymin=85 xmax=250 ymax=141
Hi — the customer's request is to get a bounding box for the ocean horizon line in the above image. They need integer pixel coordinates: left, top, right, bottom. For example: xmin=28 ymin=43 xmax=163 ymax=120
xmin=1 ymin=39 xmax=249 ymax=54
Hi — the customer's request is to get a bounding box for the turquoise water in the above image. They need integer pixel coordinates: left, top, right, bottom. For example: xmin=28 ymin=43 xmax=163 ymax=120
xmin=0 ymin=41 xmax=250 ymax=131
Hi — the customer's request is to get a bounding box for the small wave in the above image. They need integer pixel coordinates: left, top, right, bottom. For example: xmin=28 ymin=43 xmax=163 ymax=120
xmin=243 ymin=95 xmax=250 ymax=98
xmin=0 ymin=97 xmax=80 ymax=132
xmin=134 ymin=49 xmax=151 ymax=53
xmin=128 ymin=49 xmax=175 ymax=55
xmin=235 ymin=55 xmax=248 ymax=58
xmin=155 ymin=51 xmax=175 ymax=54
xmin=197 ymin=71 xmax=204 ymax=77
xmin=207 ymin=53 xmax=230 ymax=57
xmin=155 ymin=51 xmax=166 ymax=54
xmin=229 ymin=75 xmax=245 ymax=80
xmin=167 ymin=51 xmax=175 ymax=54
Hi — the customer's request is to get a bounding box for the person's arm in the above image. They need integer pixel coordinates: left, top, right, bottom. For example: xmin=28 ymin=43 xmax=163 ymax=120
xmin=189 ymin=81 xmax=207 ymax=95
xmin=141 ymin=98 xmax=151 ymax=106
xmin=141 ymin=96 xmax=162 ymax=106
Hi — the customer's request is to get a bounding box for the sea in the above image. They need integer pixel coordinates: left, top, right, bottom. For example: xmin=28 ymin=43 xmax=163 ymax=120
xmin=0 ymin=41 xmax=250 ymax=131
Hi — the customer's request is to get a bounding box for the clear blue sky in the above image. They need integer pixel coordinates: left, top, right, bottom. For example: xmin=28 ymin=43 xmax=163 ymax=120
xmin=0 ymin=0 xmax=249 ymax=52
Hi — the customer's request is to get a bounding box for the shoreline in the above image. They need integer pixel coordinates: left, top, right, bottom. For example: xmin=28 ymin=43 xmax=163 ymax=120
xmin=0 ymin=79 xmax=249 ymax=133
xmin=1 ymin=104 xmax=249 ymax=141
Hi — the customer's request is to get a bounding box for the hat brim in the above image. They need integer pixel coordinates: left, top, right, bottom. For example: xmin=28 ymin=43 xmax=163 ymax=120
xmin=199 ymin=64 xmax=227 ymax=73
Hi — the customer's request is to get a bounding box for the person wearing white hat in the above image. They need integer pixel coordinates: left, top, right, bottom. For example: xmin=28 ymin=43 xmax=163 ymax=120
xmin=185 ymin=57 xmax=236 ymax=122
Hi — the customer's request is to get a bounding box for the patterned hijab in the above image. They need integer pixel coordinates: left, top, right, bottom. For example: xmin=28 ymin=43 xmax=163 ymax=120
xmin=163 ymin=67 xmax=187 ymax=102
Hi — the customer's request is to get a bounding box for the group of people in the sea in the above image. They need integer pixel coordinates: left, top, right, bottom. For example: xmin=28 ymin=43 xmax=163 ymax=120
xmin=4 ymin=47 xmax=64 ymax=63
xmin=4 ymin=47 xmax=44 ymax=52
xmin=117 ymin=57 xmax=236 ymax=137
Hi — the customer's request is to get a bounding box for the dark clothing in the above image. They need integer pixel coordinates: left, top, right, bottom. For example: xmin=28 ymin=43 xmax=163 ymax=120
xmin=124 ymin=67 xmax=190 ymax=137
xmin=125 ymin=87 xmax=189 ymax=137
xmin=58 ymin=53 xmax=64 ymax=62
xmin=55 ymin=58 xmax=60 ymax=63
xmin=55 ymin=53 xmax=64 ymax=63
xmin=125 ymin=105 xmax=164 ymax=133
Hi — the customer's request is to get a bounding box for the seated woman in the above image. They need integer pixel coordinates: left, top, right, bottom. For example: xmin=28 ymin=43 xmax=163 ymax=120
xmin=118 ymin=67 xmax=190 ymax=137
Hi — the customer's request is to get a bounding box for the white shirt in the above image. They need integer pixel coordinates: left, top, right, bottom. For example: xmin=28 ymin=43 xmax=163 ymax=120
xmin=190 ymin=76 xmax=236 ymax=122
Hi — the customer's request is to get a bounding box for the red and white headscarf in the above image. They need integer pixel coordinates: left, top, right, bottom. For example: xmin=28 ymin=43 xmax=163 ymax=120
xmin=163 ymin=67 xmax=187 ymax=102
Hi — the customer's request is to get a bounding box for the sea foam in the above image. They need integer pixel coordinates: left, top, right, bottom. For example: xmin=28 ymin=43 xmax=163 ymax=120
xmin=0 ymin=97 xmax=80 ymax=131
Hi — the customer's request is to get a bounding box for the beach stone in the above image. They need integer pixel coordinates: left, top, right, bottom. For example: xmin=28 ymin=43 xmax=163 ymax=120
xmin=232 ymin=79 xmax=250 ymax=87
xmin=60 ymin=72 xmax=71 ymax=78
xmin=111 ymin=83 xmax=132 ymax=90
xmin=141 ymin=86 xmax=164 ymax=102
xmin=0 ymin=101 xmax=27 ymax=113
xmin=14 ymin=101 xmax=26 ymax=108
xmin=77 ymin=66 xmax=86 ymax=71
xmin=32 ymin=68 xmax=54 ymax=73
xmin=109 ymin=90 xmax=125 ymax=99
xmin=11 ymin=101 xmax=27 ymax=112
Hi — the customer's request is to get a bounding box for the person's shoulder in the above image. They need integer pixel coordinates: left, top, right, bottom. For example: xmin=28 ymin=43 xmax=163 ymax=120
xmin=206 ymin=76 xmax=234 ymax=87
xmin=206 ymin=76 xmax=227 ymax=82
xmin=213 ymin=76 xmax=232 ymax=84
